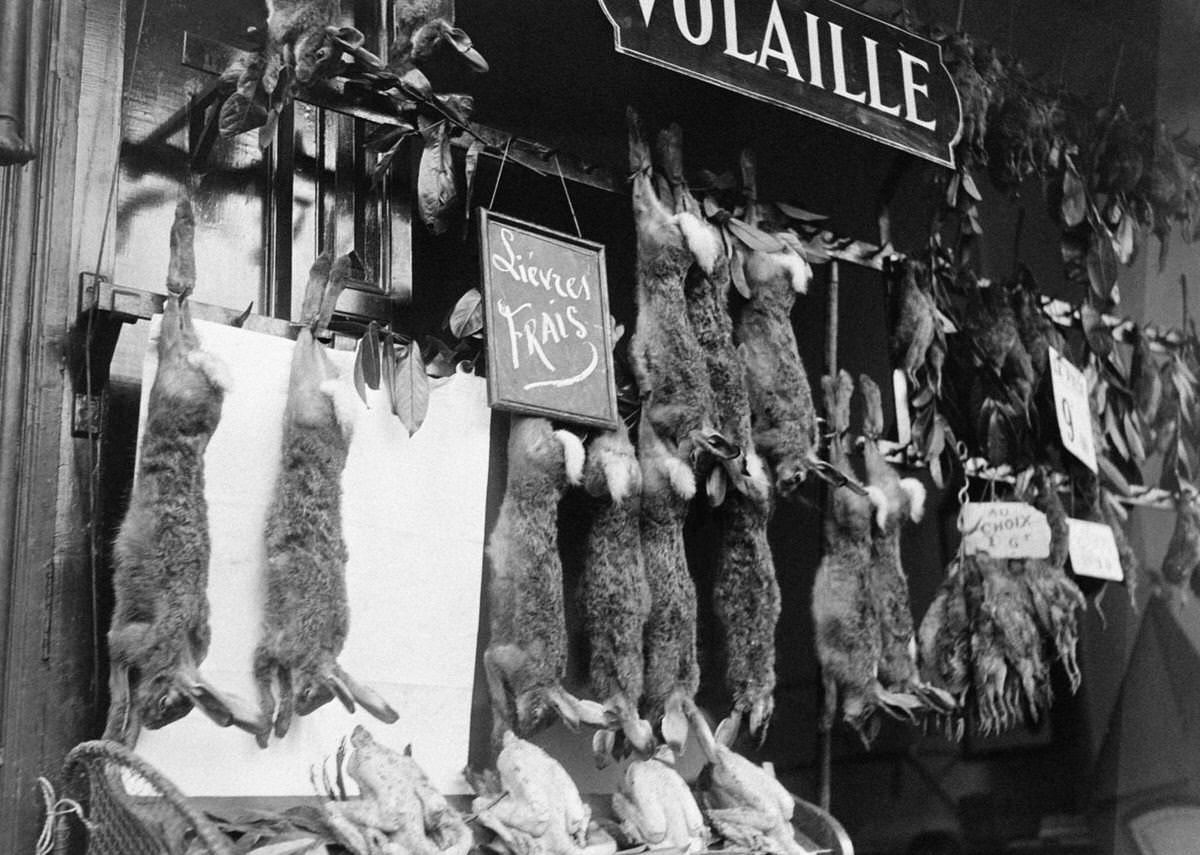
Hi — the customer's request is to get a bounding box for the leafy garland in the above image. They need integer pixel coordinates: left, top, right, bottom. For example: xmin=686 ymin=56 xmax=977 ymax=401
xmin=884 ymin=12 xmax=1200 ymax=605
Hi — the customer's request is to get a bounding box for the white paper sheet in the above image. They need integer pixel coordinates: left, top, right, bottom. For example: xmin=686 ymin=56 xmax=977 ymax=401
xmin=132 ymin=317 xmax=491 ymax=797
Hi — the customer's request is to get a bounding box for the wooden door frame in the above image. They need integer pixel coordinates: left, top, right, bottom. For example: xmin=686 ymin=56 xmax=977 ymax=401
xmin=0 ymin=0 xmax=125 ymax=848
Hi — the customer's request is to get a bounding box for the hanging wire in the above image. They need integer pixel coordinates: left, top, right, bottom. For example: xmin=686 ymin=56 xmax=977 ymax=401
xmin=487 ymin=136 xmax=513 ymax=211
xmin=83 ymin=0 xmax=151 ymax=715
xmin=554 ymin=154 xmax=582 ymax=238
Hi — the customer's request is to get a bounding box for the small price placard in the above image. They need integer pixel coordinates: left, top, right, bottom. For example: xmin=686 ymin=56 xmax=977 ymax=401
xmin=1049 ymin=346 xmax=1098 ymax=473
xmin=961 ymin=502 xmax=1052 ymax=559
xmin=1067 ymin=519 xmax=1124 ymax=582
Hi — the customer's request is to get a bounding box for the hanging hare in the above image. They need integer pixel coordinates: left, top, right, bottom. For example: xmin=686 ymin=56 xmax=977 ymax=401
xmin=254 ymin=252 xmax=398 ymax=746
xmin=484 ymin=416 xmax=605 ymax=746
xmin=106 ymin=199 xmax=265 ymax=745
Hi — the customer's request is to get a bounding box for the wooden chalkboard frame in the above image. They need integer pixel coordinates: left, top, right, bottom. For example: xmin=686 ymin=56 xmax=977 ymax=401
xmin=478 ymin=208 xmax=620 ymax=430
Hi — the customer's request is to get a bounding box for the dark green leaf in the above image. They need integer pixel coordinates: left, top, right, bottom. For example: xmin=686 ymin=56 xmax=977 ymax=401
xmin=725 ymin=217 xmax=785 ymax=252
xmin=775 ymin=201 xmax=828 ymax=223
xmin=219 ymin=90 xmax=268 ymax=138
xmin=400 ymin=67 xmax=433 ymax=98
xmin=435 ymin=93 xmax=475 ymax=126
xmin=381 ymin=334 xmax=397 ymax=411
xmin=1125 ymin=409 xmax=1147 ymax=463
xmin=961 ymin=171 xmax=983 ymax=202
xmin=361 ymin=322 xmax=381 ymax=389
xmin=424 ymin=335 xmax=458 ymax=378
xmin=392 ymin=342 xmax=431 ymax=435
xmin=352 ymin=344 xmax=368 ymax=406
xmin=449 ymin=288 xmax=485 ymax=338
xmin=1061 ymin=168 xmax=1087 ymax=227
xmin=1086 ymin=240 xmax=1118 ymax=303
xmin=1106 ymin=406 xmax=1130 ymax=461
xmin=245 ymin=836 xmax=323 ymax=855
xmin=945 ymin=171 xmax=960 ymax=208
xmin=365 ymin=123 xmax=415 ymax=152
xmin=328 ymin=25 xmax=365 ymax=48
xmin=730 ymin=246 xmax=751 ymax=299
xmin=1081 ymin=302 xmax=1113 ymax=357
xmin=372 ymin=135 xmax=412 ymax=188
xmin=1115 ymin=214 xmax=1135 ymax=264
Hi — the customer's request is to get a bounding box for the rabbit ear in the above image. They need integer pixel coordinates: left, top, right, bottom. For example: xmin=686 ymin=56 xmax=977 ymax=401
xmin=334 ymin=666 xmax=399 ymax=724
xmin=272 ymin=665 xmax=295 ymax=740
xmin=299 ymin=251 xmax=334 ymax=329
xmin=103 ymin=663 xmax=136 ymax=745
xmin=180 ymin=669 xmax=269 ymax=737
xmin=327 ymin=672 xmax=358 ymax=714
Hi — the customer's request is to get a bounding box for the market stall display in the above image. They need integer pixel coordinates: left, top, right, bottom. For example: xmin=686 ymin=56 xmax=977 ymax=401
xmin=43 ymin=1 xmax=1200 ymax=851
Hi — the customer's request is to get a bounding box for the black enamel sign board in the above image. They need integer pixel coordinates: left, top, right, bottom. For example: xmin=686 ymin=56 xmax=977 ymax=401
xmin=596 ymin=0 xmax=962 ymax=167
xmin=479 ymin=209 xmax=620 ymax=430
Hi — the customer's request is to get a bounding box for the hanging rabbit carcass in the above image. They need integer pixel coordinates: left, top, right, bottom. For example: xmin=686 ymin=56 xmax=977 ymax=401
xmin=106 ymin=199 xmax=265 ymax=745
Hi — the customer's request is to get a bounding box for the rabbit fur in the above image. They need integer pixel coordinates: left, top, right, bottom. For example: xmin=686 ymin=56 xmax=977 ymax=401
xmin=811 ymin=372 xmax=918 ymax=739
xmin=637 ymin=407 xmax=701 ymax=753
xmin=484 ymin=416 xmax=603 ymax=748
xmin=858 ymin=374 xmax=926 ymax=692
xmin=254 ymin=253 xmax=398 ymax=746
xmin=106 ymin=199 xmax=263 ymax=745
xmin=627 ymin=109 xmax=729 ymax=489
xmin=264 ymin=0 xmax=342 ymax=83
xmin=733 ymin=244 xmax=821 ymax=498
xmin=580 ymin=423 xmax=655 ymax=755
xmin=652 ymin=126 xmax=781 ymax=744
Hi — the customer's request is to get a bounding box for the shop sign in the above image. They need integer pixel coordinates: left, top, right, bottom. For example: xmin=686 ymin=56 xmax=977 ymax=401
xmin=1049 ymin=346 xmax=1098 ymax=473
xmin=595 ymin=0 xmax=962 ymax=167
xmin=961 ymin=502 xmax=1052 ymax=559
xmin=1067 ymin=519 xmax=1124 ymax=582
xmin=479 ymin=210 xmax=620 ymax=430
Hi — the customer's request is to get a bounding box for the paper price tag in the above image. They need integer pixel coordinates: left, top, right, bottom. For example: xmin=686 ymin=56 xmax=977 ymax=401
xmin=1049 ymin=346 xmax=1098 ymax=473
xmin=1067 ymin=519 xmax=1124 ymax=582
xmin=961 ymin=502 xmax=1052 ymax=559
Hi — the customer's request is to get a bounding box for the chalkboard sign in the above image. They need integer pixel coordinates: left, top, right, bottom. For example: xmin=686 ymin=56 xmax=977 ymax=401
xmin=478 ymin=209 xmax=620 ymax=430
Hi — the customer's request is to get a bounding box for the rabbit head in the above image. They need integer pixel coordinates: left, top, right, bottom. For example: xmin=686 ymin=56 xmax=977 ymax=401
xmin=582 ymin=424 xmax=641 ymax=505
xmin=506 ymin=418 xmax=584 ymax=487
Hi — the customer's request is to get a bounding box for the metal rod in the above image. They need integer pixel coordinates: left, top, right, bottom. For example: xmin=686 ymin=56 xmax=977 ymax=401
xmin=819 ymin=726 xmax=832 ymax=811
xmin=826 ymin=260 xmax=840 ymax=375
